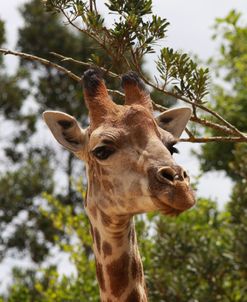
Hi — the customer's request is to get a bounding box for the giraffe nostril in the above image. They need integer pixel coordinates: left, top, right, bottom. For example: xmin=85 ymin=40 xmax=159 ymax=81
xmin=157 ymin=166 xmax=190 ymax=184
xmin=157 ymin=167 xmax=176 ymax=183
xmin=161 ymin=171 xmax=174 ymax=182
xmin=183 ymin=170 xmax=188 ymax=179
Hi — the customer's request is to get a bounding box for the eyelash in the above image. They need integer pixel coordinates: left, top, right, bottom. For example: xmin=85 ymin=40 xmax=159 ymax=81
xmin=92 ymin=145 xmax=115 ymax=160
xmin=168 ymin=145 xmax=179 ymax=155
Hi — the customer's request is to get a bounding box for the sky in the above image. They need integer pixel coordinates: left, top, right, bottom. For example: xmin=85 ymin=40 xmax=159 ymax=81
xmin=0 ymin=0 xmax=246 ymax=293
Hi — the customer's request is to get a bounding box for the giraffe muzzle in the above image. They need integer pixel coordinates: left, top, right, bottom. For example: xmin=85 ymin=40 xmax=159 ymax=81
xmin=148 ymin=165 xmax=195 ymax=214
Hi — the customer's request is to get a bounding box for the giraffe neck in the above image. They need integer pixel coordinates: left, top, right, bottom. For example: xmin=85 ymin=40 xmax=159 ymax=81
xmin=86 ymin=204 xmax=148 ymax=302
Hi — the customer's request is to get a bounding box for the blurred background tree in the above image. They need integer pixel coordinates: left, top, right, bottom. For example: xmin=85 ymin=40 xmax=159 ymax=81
xmin=0 ymin=0 xmax=118 ymax=265
xmin=197 ymin=10 xmax=247 ymax=301
xmin=0 ymin=1 xmax=246 ymax=302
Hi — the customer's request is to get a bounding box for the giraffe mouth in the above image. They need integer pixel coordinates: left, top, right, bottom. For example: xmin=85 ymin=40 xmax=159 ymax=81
xmin=152 ymin=185 xmax=196 ymax=216
xmin=153 ymin=197 xmax=184 ymax=216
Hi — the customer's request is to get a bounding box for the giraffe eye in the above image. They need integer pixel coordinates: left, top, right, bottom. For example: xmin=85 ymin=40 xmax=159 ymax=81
xmin=168 ymin=146 xmax=179 ymax=155
xmin=92 ymin=146 xmax=115 ymax=160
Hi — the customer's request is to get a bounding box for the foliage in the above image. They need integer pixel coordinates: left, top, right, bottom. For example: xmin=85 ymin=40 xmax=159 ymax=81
xmin=145 ymin=200 xmax=244 ymax=302
xmin=45 ymin=0 xmax=169 ymax=58
xmin=196 ymin=10 xmax=247 ymax=301
xmin=198 ymin=10 xmax=247 ymax=177
xmin=0 ymin=20 xmax=43 ymax=263
xmin=0 ymin=150 xmax=56 ymax=263
xmin=226 ymin=144 xmax=247 ymax=296
xmin=43 ymin=0 xmax=209 ymax=101
xmin=157 ymin=48 xmax=209 ymax=102
xmin=2 ymin=191 xmax=99 ymax=302
xmin=0 ymin=19 xmax=29 ymax=121
xmin=0 ymin=0 xmax=116 ymax=264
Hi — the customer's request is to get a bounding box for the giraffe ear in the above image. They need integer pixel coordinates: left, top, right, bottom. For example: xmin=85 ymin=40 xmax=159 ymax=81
xmin=43 ymin=111 xmax=86 ymax=152
xmin=156 ymin=107 xmax=192 ymax=138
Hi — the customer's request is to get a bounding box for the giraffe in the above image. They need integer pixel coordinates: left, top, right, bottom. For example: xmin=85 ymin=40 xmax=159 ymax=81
xmin=43 ymin=69 xmax=196 ymax=302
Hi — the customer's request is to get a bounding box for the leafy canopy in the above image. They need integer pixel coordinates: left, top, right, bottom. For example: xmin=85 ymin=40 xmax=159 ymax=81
xmin=43 ymin=0 xmax=209 ymax=101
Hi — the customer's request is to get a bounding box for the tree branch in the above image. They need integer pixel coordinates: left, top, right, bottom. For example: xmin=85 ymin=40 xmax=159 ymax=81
xmin=0 ymin=48 xmax=81 ymax=82
xmin=152 ymin=101 xmax=240 ymax=137
xmin=42 ymin=1 xmax=247 ymax=141
xmin=58 ymin=7 xmax=116 ymax=62
xmin=132 ymin=60 xmax=247 ymax=138
xmin=51 ymin=51 xmax=247 ymax=140
xmin=0 ymin=48 xmax=123 ymax=98
xmin=50 ymin=52 xmax=120 ymax=79
xmin=180 ymin=136 xmax=247 ymax=143
xmin=1 ymin=47 xmax=246 ymax=144
xmin=184 ymin=128 xmax=195 ymax=139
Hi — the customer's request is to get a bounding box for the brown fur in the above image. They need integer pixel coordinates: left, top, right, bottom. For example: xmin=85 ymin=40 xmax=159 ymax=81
xmin=107 ymin=252 xmax=130 ymax=298
xmin=121 ymin=71 xmax=153 ymax=112
xmin=94 ymin=227 xmax=101 ymax=254
xmin=125 ymin=288 xmax=141 ymax=302
xmin=102 ymin=179 xmax=115 ymax=192
xmin=96 ymin=261 xmax=106 ymax=292
xmin=89 ymin=206 xmax=98 ymax=219
xmin=102 ymin=241 xmax=112 ymax=258
xmin=89 ymin=221 xmax=94 ymax=242
xmin=83 ymin=70 xmax=118 ymax=128
xmin=100 ymin=210 xmax=112 ymax=227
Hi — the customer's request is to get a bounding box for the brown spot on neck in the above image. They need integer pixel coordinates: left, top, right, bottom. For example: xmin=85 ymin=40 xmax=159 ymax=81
xmin=106 ymin=252 xmax=130 ymax=298
xmin=92 ymin=218 xmax=147 ymax=301
xmin=125 ymin=288 xmax=141 ymax=302
xmin=102 ymin=241 xmax=112 ymax=258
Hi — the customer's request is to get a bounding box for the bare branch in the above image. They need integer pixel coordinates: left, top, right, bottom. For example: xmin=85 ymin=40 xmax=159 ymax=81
xmin=1 ymin=47 xmax=247 ymax=144
xmin=184 ymin=128 xmax=195 ymax=139
xmin=180 ymin=137 xmax=247 ymax=143
xmin=0 ymin=48 xmax=123 ymax=98
xmin=108 ymin=89 xmax=124 ymax=98
xmin=50 ymin=52 xmax=120 ymax=79
xmin=0 ymin=48 xmax=81 ymax=82
xmin=153 ymin=98 xmax=245 ymax=137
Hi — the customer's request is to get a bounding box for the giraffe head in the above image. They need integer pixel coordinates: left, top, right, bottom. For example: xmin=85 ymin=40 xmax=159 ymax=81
xmin=43 ymin=69 xmax=195 ymax=218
